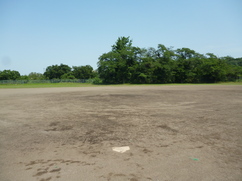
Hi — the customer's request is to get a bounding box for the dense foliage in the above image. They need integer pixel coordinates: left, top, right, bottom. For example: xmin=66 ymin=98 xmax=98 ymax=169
xmin=72 ymin=65 xmax=95 ymax=79
xmin=0 ymin=65 xmax=96 ymax=81
xmin=43 ymin=64 xmax=96 ymax=80
xmin=1 ymin=37 xmax=242 ymax=83
xmin=0 ymin=70 xmax=21 ymax=80
xmin=97 ymin=37 xmax=242 ymax=83
xmin=44 ymin=64 xmax=72 ymax=79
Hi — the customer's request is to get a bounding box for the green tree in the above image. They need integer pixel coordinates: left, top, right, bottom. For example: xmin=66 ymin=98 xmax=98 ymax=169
xmin=97 ymin=37 xmax=241 ymax=84
xmin=130 ymin=48 xmax=154 ymax=83
xmin=152 ymin=44 xmax=176 ymax=83
xmin=98 ymin=52 xmax=119 ymax=83
xmin=61 ymin=72 xmax=76 ymax=79
xmin=225 ymin=64 xmax=242 ymax=81
xmin=0 ymin=70 xmax=21 ymax=80
xmin=72 ymin=65 xmax=94 ymax=79
xmin=199 ymin=54 xmax=227 ymax=83
xmin=176 ymin=48 xmax=198 ymax=59
xmin=28 ymin=72 xmax=46 ymax=80
xmin=18 ymin=75 xmax=29 ymax=80
xmin=98 ymin=36 xmax=138 ymax=83
xmin=222 ymin=56 xmax=242 ymax=67
xmin=174 ymin=48 xmax=205 ymax=83
xmin=44 ymin=64 xmax=71 ymax=79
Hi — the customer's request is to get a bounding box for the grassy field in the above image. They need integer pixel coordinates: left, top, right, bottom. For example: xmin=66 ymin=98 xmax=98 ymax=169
xmin=0 ymin=82 xmax=241 ymax=88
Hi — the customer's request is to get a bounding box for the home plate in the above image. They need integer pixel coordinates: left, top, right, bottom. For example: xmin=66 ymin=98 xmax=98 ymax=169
xmin=112 ymin=146 xmax=130 ymax=153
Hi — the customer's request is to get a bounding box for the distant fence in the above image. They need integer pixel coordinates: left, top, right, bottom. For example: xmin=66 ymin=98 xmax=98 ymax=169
xmin=0 ymin=79 xmax=94 ymax=84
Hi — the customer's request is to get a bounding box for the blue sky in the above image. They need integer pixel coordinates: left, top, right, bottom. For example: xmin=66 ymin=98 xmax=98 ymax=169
xmin=0 ymin=0 xmax=242 ymax=75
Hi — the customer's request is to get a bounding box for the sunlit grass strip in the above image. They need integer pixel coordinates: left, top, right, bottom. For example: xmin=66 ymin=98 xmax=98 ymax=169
xmin=0 ymin=82 xmax=241 ymax=89
xmin=0 ymin=83 xmax=99 ymax=88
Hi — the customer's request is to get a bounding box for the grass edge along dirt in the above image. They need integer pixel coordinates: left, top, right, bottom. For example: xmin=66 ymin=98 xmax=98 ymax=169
xmin=0 ymin=82 xmax=241 ymax=89
xmin=0 ymin=83 xmax=97 ymax=88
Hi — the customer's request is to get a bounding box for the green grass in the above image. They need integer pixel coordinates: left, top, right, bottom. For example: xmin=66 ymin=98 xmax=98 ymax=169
xmin=121 ymin=82 xmax=242 ymax=86
xmin=0 ymin=82 xmax=241 ymax=89
xmin=215 ymin=82 xmax=242 ymax=85
xmin=0 ymin=83 xmax=99 ymax=88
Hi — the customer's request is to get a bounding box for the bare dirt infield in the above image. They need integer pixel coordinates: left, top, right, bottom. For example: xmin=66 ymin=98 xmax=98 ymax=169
xmin=0 ymin=85 xmax=241 ymax=181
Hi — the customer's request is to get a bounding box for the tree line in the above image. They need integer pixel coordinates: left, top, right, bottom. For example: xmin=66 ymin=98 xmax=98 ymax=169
xmin=0 ymin=65 xmax=96 ymax=81
xmin=1 ymin=36 xmax=242 ymax=83
xmin=98 ymin=37 xmax=242 ymax=83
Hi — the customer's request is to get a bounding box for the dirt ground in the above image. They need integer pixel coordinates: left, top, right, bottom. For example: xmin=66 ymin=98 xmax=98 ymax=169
xmin=0 ymin=85 xmax=241 ymax=181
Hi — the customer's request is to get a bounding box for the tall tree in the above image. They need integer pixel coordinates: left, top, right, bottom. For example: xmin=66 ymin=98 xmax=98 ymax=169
xmin=130 ymin=48 xmax=155 ymax=83
xmin=98 ymin=36 xmax=138 ymax=83
xmin=152 ymin=44 xmax=176 ymax=83
xmin=174 ymin=48 xmax=204 ymax=83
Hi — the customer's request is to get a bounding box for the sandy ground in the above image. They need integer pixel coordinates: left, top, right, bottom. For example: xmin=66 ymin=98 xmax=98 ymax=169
xmin=0 ymin=85 xmax=241 ymax=181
